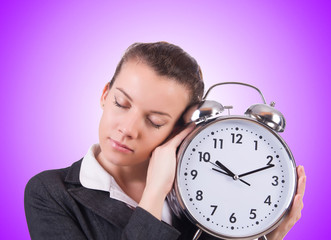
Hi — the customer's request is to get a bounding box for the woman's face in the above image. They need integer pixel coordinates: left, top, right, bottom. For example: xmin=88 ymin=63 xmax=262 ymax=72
xmin=98 ymin=59 xmax=190 ymax=168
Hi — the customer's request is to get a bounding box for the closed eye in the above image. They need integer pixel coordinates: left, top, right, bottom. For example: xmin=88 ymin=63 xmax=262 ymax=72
xmin=147 ymin=119 xmax=163 ymax=129
xmin=113 ymin=96 xmax=129 ymax=109
xmin=114 ymin=94 xmax=165 ymax=129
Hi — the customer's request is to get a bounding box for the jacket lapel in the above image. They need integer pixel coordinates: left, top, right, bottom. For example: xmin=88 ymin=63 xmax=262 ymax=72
xmin=64 ymin=160 xmax=134 ymax=229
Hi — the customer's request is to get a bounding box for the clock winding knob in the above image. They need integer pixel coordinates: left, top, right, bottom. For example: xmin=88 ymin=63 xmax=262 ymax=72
xmin=245 ymin=102 xmax=286 ymax=132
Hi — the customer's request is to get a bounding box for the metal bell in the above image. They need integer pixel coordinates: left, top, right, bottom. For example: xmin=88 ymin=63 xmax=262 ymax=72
xmin=191 ymin=100 xmax=224 ymax=124
xmin=245 ymin=102 xmax=286 ymax=132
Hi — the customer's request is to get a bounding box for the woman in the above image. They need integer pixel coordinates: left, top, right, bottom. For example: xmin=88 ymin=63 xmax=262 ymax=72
xmin=25 ymin=42 xmax=306 ymax=240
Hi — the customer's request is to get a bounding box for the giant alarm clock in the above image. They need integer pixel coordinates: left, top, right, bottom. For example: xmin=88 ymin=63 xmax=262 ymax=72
xmin=168 ymin=82 xmax=297 ymax=240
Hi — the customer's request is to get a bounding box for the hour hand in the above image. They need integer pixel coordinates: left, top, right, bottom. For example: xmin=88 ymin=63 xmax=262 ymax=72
xmin=211 ymin=161 xmax=251 ymax=186
xmin=215 ymin=160 xmax=237 ymax=178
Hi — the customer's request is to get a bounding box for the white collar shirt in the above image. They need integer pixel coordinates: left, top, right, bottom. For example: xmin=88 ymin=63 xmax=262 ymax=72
xmin=79 ymin=144 xmax=173 ymax=225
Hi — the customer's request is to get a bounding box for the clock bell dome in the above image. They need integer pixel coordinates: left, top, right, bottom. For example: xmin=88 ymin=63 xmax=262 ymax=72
xmin=245 ymin=102 xmax=286 ymax=132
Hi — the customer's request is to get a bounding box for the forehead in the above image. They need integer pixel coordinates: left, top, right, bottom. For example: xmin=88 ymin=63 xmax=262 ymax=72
xmin=112 ymin=60 xmax=190 ymax=116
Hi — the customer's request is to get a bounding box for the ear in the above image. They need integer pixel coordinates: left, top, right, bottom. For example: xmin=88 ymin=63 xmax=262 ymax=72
xmin=100 ymin=83 xmax=110 ymax=109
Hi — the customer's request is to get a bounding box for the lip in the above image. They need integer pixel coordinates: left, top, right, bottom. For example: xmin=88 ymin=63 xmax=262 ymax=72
xmin=109 ymin=138 xmax=134 ymax=153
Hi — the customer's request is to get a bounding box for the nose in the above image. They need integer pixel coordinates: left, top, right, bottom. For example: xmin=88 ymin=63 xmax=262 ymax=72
xmin=118 ymin=113 xmax=140 ymax=139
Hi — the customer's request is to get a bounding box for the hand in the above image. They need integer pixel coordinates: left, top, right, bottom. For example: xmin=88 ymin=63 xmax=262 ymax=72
xmin=238 ymin=164 xmax=275 ymax=178
xmin=265 ymin=165 xmax=306 ymax=240
xmin=139 ymin=124 xmax=195 ymax=220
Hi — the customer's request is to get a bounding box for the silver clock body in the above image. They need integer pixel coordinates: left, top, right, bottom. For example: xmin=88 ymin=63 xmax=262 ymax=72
xmin=170 ymin=116 xmax=297 ymax=240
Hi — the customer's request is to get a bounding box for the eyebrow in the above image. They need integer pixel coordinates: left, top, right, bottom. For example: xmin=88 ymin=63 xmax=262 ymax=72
xmin=116 ymin=87 xmax=133 ymax=101
xmin=115 ymin=87 xmax=172 ymax=118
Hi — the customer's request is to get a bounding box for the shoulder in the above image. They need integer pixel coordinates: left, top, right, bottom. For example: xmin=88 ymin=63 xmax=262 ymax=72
xmin=26 ymin=164 xmax=69 ymax=189
xmin=25 ymin=160 xmax=82 ymax=201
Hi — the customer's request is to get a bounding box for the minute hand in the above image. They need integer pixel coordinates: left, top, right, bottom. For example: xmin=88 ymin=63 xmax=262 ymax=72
xmin=238 ymin=164 xmax=275 ymax=178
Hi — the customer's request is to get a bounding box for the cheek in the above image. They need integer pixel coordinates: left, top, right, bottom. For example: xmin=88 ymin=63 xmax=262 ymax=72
xmin=143 ymin=127 xmax=174 ymax=150
xmin=99 ymin=110 xmax=116 ymax=135
xmin=98 ymin=115 xmax=107 ymax=140
xmin=138 ymin=136 xmax=164 ymax=159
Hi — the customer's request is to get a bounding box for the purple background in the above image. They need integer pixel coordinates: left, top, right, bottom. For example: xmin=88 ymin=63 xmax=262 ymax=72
xmin=1 ymin=0 xmax=330 ymax=239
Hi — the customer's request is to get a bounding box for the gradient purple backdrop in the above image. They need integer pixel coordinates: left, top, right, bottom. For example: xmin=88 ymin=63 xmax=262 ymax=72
xmin=1 ymin=0 xmax=330 ymax=239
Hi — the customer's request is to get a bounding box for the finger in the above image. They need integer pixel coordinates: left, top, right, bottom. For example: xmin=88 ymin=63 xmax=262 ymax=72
xmin=297 ymin=165 xmax=306 ymax=179
xmin=296 ymin=165 xmax=306 ymax=197
xmin=288 ymin=194 xmax=303 ymax=224
xmin=267 ymin=193 xmax=303 ymax=239
xmin=267 ymin=193 xmax=304 ymax=240
xmin=168 ymin=123 xmax=195 ymax=147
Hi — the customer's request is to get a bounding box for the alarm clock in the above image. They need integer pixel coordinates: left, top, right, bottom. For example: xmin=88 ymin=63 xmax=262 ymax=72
xmin=168 ymin=82 xmax=297 ymax=240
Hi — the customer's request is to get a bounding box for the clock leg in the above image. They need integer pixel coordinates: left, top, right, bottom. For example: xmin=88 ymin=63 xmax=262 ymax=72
xmin=258 ymin=235 xmax=267 ymax=240
xmin=192 ymin=229 xmax=202 ymax=240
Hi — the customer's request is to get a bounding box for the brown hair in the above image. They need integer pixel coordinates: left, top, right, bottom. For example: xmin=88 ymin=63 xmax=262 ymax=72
xmin=109 ymin=42 xmax=204 ymax=107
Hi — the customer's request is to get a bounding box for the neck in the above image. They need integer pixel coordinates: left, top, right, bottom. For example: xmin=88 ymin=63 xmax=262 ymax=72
xmin=96 ymin=152 xmax=149 ymax=202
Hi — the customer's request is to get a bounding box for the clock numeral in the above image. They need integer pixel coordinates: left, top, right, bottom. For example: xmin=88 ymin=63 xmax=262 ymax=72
xmin=267 ymin=155 xmax=273 ymax=166
xmin=210 ymin=205 xmax=218 ymax=215
xmin=249 ymin=209 xmax=257 ymax=219
xmin=213 ymin=138 xmax=223 ymax=149
xmin=196 ymin=190 xmax=203 ymax=201
xmin=254 ymin=140 xmax=258 ymax=150
xmin=191 ymin=170 xmax=198 ymax=180
xmin=272 ymin=176 xmax=279 ymax=186
xmin=198 ymin=152 xmax=210 ymax=162
xmin=264 ymin=195 xmax=272 ymax=205
xmin=229 ymin=213 xmax=237 ymax=223
xmin=231 ymin=133 xmax=243 ymax=144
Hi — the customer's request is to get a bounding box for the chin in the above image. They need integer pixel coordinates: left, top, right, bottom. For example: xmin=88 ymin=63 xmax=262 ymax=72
xmin=105 ymin=151 xmax=146 ymax=167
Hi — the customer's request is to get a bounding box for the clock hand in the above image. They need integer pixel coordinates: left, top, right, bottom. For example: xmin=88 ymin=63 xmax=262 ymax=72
xmin=211 ymin=167 xmax=230 ymax=177
xmin=209 ymin=161 xmax=244 ymax=181
xmin=214 ymin=161 xmax=251 ymax=186
xmin=238 ymin=164 xmax=275 ymax=178
xmin=215 ymin=160 xmax=237 ymax=179
xmin=209 ymin=161 xmax=230 ymax=175
xmin=211 ymin=168 xmax=251 ymax=186
xmin=239 ymin=178 xmax=251 ymax=186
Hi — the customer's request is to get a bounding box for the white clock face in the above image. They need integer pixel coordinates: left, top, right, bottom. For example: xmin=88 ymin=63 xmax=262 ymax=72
xmin=176 ymin=117 xmax=296 ymax=239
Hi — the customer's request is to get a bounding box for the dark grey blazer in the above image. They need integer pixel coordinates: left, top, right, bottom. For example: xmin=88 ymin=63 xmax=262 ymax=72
xmin=24 ymin=160 xmax=217 ymax=240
